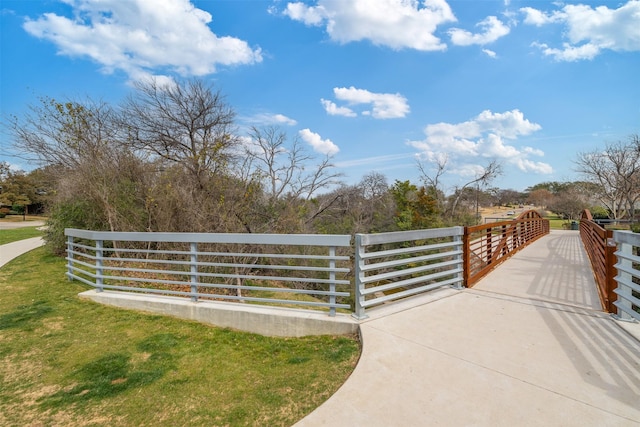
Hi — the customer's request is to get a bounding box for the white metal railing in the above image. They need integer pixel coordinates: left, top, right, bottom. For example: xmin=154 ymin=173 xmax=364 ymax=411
xmin=353 ymin=227 xmax=465 ymax=319
xmin=65 ymin=229 xmax=352 ymax=316
xmin=66 ymin=227 xmax=468 ymax=318
xmin=612 ymin=230 xmax=640 ymax=322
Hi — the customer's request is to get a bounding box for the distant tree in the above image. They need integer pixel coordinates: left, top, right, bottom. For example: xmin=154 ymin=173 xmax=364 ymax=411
xmin=548 ymin=187 xmax=589 ymax=220
xmin=494 ymin=188 xmax=524 ymax=207
xmin=574 ymin=135 xmax=640 ymax=219
xmin=0 ymin=164 xmax=45 ymax=212
xmin=418 ymin=157 xmax=502 ymax=223
xmin=448 ymin=160 xmax=502 ymax=220
xmin=526 ymin=181 xmax=570 ymax=195
xmin=527 ymin=188 xmax=553 ymax=209
xmin=8 ymin=97 xmax=151 ymax=252
xmin=390 ymin=180 xmax=440 ymax=230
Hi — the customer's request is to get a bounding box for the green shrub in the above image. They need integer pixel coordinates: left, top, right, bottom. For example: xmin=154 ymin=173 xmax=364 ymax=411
xmin=11 ymin=204 xmax=25 ymax=214
xmin=45 ymin=199 xmax=110 ymax=255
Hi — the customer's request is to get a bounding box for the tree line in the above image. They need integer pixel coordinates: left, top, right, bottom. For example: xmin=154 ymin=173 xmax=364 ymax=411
xmin=3 ymin=78 xmax=639 ymax=254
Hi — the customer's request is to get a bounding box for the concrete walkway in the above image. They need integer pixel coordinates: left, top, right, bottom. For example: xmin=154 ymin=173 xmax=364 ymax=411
xmin=0 ymin=237 xmax=45 ymax=268
xmin=0 ymin=220 xmax=46 ymax=268
xmin=296 ymin=231 xmax=640 ymax=426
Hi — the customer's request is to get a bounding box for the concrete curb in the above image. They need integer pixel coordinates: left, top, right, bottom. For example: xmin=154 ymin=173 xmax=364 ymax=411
xmin=79 ymin=289 xmax=359 ymax=337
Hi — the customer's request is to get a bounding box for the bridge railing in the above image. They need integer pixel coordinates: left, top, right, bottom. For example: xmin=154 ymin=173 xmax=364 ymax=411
xmin=65 ymin=229 xmax=352 ymax=317
xmin=464 ymin=210 xmax=550 ymax=287
xmin=612 ymin=230 xmax=640 ymax=322
xmin=353 ymin=227 xmax=464 ymax=319
xmin=579 ymin=209 xmax=617 ymax=312
xmin=65 ymin=212 xmax=548 ymax=319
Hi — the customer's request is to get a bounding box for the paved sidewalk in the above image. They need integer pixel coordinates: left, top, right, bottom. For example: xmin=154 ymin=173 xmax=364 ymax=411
xmin=296 ymin=231 xmax=640 ymax=426
xmin=0 ymin=237 xmax=45 ymax=268
xmin=0 ymin=220 xmax=46 ymax=230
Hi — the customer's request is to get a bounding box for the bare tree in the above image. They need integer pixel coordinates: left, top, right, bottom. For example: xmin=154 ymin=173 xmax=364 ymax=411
xmin=449 ymin=160 xmax=503 ymax=219
xmin=123 ymin=78 xmax=239 ymax=185
xmin=8 ymin=97 xmax=120 ymax=170
xmin=574 ymin=136 xmax=640 ymax=219
xmin=527 ymin=188 xmax=553 ymax=209
xmin=245 ymin=126 xmax=342 ymax=202
xmin=417 ymin=154 xmax=448 ymax=212
xmin=7 ymin=97 xmax=151 ymax=252
xmin=548 ymin=186 xmax=590 ymax=220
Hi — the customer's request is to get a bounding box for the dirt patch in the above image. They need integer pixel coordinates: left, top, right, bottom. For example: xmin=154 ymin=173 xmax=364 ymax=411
xmin=40 ymin=316 xmax=65 ymax=332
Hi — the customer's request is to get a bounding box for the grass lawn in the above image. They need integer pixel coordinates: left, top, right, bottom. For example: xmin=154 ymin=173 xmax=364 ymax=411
xmin=545 ymin=215 xmax=579 ymax=230
xmin=0 ymin=226 xmax=44 ymax=245
xmin=0 ymin=248 xmax=360 ymax=427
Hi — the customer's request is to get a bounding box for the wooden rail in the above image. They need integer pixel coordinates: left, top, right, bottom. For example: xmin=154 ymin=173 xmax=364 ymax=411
xmin=579 ymin=209 xmax=617 ymax=312
xmin=464 ymin=210 xmax=550 ymax=287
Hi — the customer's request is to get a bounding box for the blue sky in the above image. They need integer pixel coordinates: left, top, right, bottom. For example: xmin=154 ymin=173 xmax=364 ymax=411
xmin=1 ymin=0 xmax=639 ymax=193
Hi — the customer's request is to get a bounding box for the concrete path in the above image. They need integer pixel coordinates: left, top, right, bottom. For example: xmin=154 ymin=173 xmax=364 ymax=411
xmin=296 ymin=231 xmax=640 ymax=426
xmin=0 ymin=237 xmax=45 ymax=268
xmin=0 ymin=220 xmax=46 ymax=268
xmin=0 ymin=220 xmax=46 ymax=230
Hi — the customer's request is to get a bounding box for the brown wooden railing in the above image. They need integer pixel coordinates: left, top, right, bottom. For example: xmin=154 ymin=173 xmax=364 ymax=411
xmin=464 ymin=210 xmax=550 ymax=287
xmin=579 ymin=209 xmax=617 ymax=312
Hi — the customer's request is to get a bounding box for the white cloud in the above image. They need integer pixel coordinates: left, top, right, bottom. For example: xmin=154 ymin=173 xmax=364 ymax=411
xmin=299 ymin=129 xmax=340 ymax=156
xmin=284 ymin=2 xmax=327 ymax=26
xmin=335 ymin=153 xmax=415 ymax=168
xmin=408 ymin=109 xmax=552 ymax=175
xmin=321 ymin=99 xmax=357 ymax=117
xmin=520 ymin=7 xmax=564 ymax=26
xmin=514 ymin=158 xmax=553 ymax=174
xmin=271 ymin=114 xmax=298 ymax=126
xmin=531 ymin=41 xmax=602 ymax=62
xmin=283 ymin=0 xmax=457 ymax=51
xmin=449 ymin=16 xmax=510 ymax=46
xmin=249 ymin=113 xmax=298 ymax=126
xmin=482 ymin=48 xmax=497 ymax=58
xmin=325 ymin=86 xmax=410 ymax=119
xmin=522 ymin=1 xmax=640 ymax=61
xmin=23 ymin=0 xmax=262 ymax=80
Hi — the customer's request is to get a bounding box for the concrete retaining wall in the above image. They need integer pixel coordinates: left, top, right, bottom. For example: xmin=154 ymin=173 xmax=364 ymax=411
xmin=78 ymin=290 xmax=359 ymax=337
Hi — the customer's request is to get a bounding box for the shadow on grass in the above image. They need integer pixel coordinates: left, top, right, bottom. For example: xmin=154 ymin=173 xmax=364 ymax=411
xmin=0 ymin=300 xmax=53 ymax=330
xmin=39 ymin=333 xmax=181 ymax=409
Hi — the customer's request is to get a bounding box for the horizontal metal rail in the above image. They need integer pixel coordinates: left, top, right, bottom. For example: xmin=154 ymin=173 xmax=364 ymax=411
xmin=464 ymin=210 xmax=549 ymax=287
xmin=579 ymin=209 xmax=617 ymax=312
xmin=353 ymin=226 xmax=465 ymax=319
xmin=612 ymin=230 xmax=640 ymax=322
xmin=65 ymin=229 xmax=352 ymax=316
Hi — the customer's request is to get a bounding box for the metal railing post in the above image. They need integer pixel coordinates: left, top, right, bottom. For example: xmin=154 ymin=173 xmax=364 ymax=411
xmin=486 ymin=228 xmax=492 ymax=265
xmin=190 ymin=242 xmax=198 ymax=302
xmin=613 ymin=240 xmax=631 ymax=320
xmin=501 ymin=224 xmax=508 ymax=257
xmin=605 ymin=234 xmax=618 ymax=313
xmin=96 ymin=239 xmax=104 ymax=292
xmin=329 ymin=246 xmax=336 ymax=317
xmin=353 ymin=234 xmax=368 ymax=320
xmin=454 ymin=233 xmax=464 ymax=289
xmin=66 ymin=234 xmax=74 ymax=281
xmin=463 ymin=227 xmax=470 ymax=287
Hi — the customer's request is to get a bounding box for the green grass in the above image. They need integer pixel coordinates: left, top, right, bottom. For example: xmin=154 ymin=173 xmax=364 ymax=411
xmin=544 ymin=215 xmax=572 ymax=230
xmin=0 ymin=226 xmax=44 ymax=245
xmin=0 ymin=248 xmax=360 ymax=427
